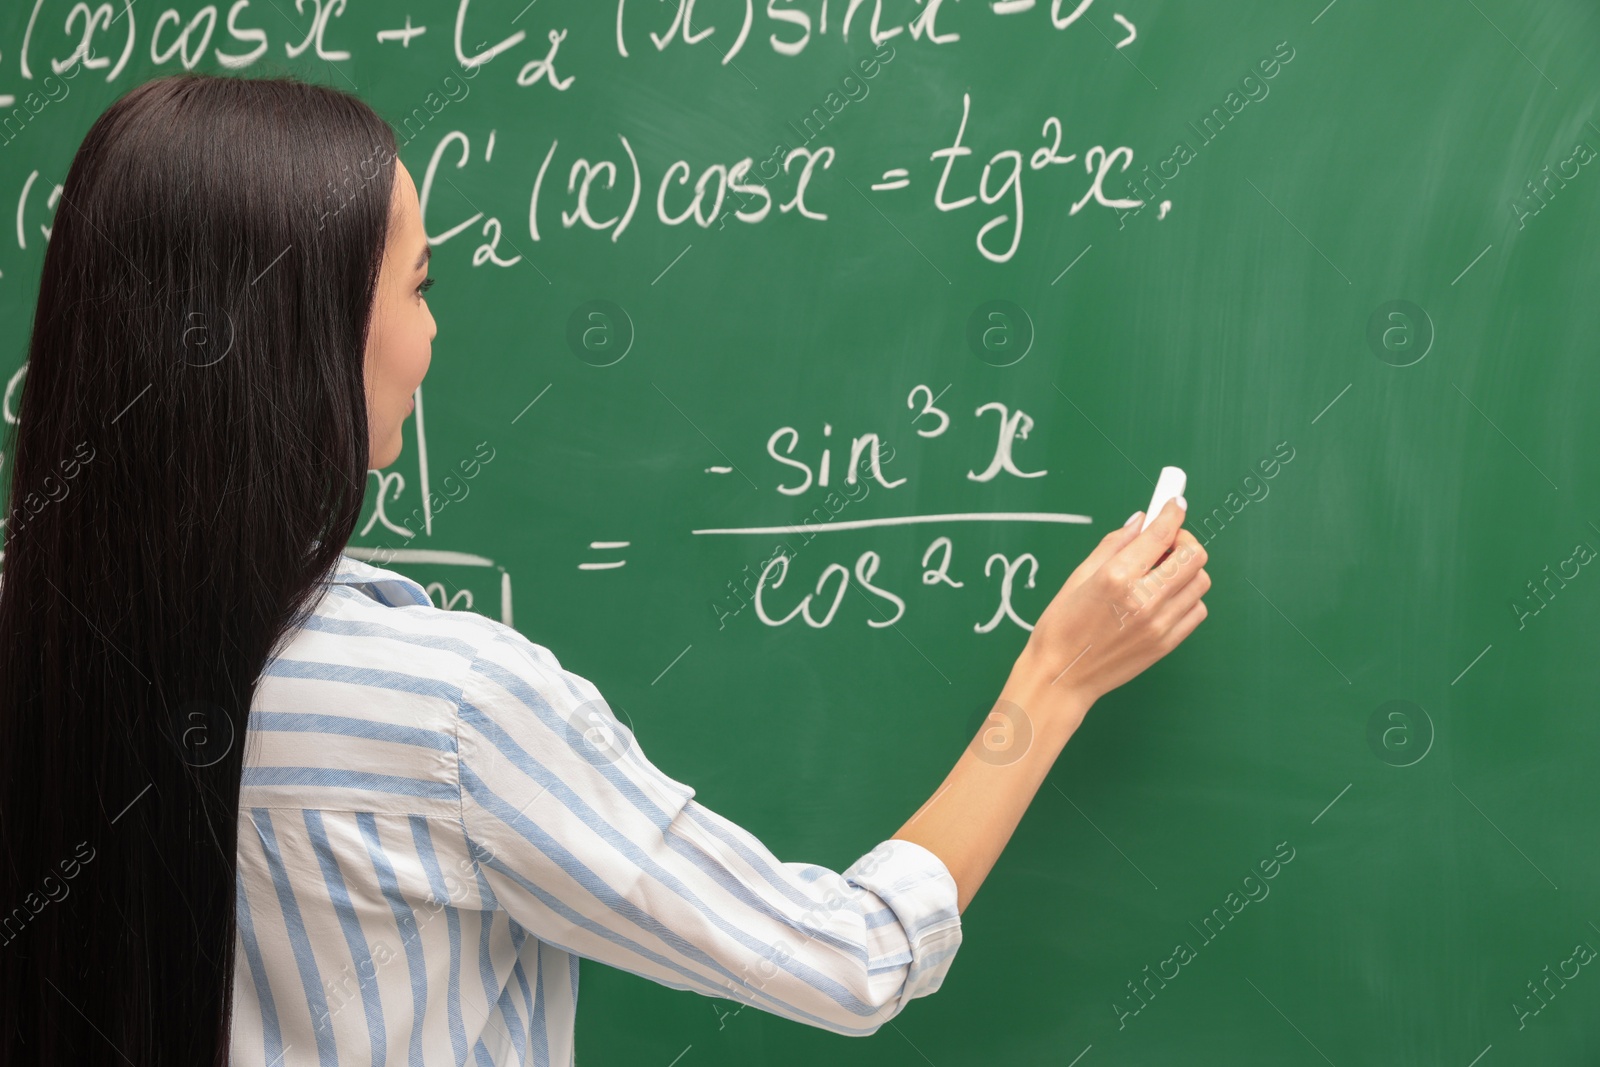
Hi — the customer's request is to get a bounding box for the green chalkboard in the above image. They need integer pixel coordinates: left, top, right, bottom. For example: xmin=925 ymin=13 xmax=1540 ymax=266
xmin=7 ymin=0 xmax=1600 ymax=1061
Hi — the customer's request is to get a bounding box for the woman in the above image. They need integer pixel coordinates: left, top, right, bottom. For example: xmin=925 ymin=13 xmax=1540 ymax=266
xmin=0 ymin=73 xmax=1208 ymax=1065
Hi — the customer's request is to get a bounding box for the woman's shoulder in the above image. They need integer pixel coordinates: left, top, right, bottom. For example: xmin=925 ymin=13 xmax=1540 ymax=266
xmin=326 ymin=551 xmax=439 ymax=609
xmin=243 ymin=553 xmax=564 ymax=816
xmin=298 ymin=551 xmax=528 ymax=669
xmin=312 ymin=550 xmax=570 ymax=695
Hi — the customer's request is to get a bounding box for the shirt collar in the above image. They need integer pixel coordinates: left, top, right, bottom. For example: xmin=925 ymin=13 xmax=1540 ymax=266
xmin=328 ymin=551 xmax=434 ymax=607
xmin=2 ymin=550 xmax=433 ymax=607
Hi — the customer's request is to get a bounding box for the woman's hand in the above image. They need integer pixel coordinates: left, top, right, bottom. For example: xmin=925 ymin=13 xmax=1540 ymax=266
xmin=1006 ymin=498 xmax=1210 ymax=733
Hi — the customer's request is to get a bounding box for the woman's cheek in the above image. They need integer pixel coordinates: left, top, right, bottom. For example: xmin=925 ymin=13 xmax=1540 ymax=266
xmin=411 ymin=337 xmax=432 ymax=387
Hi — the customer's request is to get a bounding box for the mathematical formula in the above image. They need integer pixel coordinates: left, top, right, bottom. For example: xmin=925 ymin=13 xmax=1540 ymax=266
xmin=8 ymin=2 xmax=1164 ymax=264
xmin=689 ymin=386 xmax=1090 ymax=632
xmin=7 ymin=0 xmax=1140 ymax=99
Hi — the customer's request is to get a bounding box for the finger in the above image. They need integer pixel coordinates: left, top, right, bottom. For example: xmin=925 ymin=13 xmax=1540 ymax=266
xmin=1164 ymin=597 xmax=1208 ymax=648
xmin=1154 ymin=563 xmax=1209 ymax=625
xmin=1157 ymin=528 xmax=1204 ymax=574
xmin=1067 ymin=513 xmax=1146 ymax=588
xmin=1117 ymin=497 xmax=1187 ymax=575
xmin=1127 ymin=534 xmax=1207 ymax=615
xmin=1152 ymin=499 xmax=1197 ymax=568
xmin=1153 ymin=526 xmax=1192 ymax=569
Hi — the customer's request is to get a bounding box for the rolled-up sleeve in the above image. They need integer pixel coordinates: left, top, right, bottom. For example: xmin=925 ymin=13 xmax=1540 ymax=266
xmin=452 ymin=626 xmax=962 ymax=1036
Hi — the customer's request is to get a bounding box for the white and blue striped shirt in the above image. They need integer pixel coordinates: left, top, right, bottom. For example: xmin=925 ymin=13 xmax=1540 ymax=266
xmin=230 ymin=552 xmax=963 ymax=1065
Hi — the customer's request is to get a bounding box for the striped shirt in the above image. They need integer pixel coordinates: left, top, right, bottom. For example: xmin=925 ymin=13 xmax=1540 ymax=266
xmin=230 ymin=552 xmax=963 ymax=1065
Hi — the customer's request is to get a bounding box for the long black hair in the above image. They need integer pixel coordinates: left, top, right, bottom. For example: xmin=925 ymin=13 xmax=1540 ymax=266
xmin=0 ymin=72 xmax=397 ymax=1063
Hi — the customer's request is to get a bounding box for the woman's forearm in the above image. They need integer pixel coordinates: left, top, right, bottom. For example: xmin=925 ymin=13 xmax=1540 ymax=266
xmin=891 ymin=500 xmax=1207 ymax=915
xmin=890 ymin=649 xmax=1091 ymax=914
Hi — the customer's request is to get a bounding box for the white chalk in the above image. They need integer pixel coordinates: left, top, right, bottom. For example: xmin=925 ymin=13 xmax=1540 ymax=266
xmin=1139 ymin=467 xmax=1187 ymax=532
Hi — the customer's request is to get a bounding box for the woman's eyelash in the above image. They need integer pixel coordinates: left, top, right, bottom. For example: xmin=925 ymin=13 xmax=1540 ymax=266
xmin=418 ymin=276 xmax=435 ymax=296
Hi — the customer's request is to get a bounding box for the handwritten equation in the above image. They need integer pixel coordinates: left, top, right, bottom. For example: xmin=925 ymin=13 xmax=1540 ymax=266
xmin=4 ymin=0 xmax=1141 ymax=106
xmin=581 ymin=387 xmax=1093 ymax=634
xmin=7 ymin=3 xmax=1164 ymax=264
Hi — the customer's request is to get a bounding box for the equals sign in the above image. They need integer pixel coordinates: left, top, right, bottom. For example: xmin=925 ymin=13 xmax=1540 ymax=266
xmin=871 ymin=168 xmax=910 ymax=192
xmin=579 ymin=541 xmax=629 ymax=570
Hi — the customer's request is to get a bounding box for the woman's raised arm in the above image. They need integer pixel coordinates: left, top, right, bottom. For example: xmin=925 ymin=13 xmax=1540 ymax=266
xmin=893 ymin=498 xmax=1209 ymax=913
